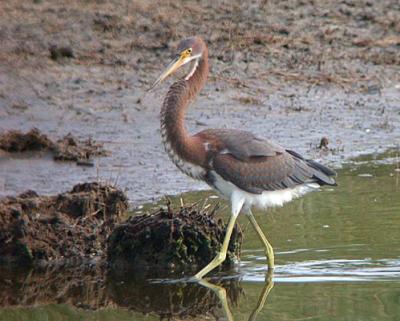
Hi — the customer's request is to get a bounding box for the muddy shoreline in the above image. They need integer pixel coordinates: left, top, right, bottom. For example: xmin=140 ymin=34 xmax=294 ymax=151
xmin=0 ymin=0 xmax=399 ymax=205
xmin=0 ymin=182 xmax=128 ymax=266
xmin=0 ymin=183 xmax=241 ymax=268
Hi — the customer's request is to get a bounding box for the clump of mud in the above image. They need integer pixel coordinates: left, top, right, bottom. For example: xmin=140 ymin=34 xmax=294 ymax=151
xmin=49 ymin=45 xmax=74 ymax=61
xmin=0 ymin=128 xmax=52 ymax=152
xmin=0 ymin=184 xmax=243 ymax=273
xmin=0 ymin=182 xmax=128 ymax=265
xmin=0 ymin=128 xmax=109 ymax=165
xmin=108 ymin=204 xmax=242 ymax=272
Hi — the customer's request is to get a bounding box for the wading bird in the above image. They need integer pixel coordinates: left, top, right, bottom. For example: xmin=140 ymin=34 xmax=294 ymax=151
xmin=151 ymin=36 xmax=336 ymax=280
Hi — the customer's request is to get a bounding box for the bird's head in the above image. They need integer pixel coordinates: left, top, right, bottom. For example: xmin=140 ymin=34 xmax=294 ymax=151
xmin=150 ymin=37 xmax=206 ymax=90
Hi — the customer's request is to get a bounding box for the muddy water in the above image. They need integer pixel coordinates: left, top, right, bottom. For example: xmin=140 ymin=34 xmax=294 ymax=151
xmin=0 ymin=156 xmax=399 ymax=320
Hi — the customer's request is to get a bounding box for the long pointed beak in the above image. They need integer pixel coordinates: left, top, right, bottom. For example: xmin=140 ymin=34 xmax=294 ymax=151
xmin=149 ymin=55 xmax=184 ymax=91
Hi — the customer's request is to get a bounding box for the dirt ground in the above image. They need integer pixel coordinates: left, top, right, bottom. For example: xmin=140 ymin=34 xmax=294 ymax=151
xmin=0 ymin=0 xmax=399 ymax=205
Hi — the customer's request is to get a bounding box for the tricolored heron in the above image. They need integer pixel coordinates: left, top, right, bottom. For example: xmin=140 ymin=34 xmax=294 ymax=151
xmin=151 ymin=36 xmax=336 ymax=280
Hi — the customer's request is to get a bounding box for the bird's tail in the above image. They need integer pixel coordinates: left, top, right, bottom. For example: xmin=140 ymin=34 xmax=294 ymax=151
xmin=306 ymin=159 xmax=337 ymax=186
xmin=286 ymin=149 xmax=337 ymax=186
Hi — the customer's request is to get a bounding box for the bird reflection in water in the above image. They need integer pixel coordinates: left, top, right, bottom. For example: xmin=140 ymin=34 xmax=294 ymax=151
xmin=198 ymin=270 xmax=274 ymax=321
xmin=109 ymin=267 xmax=275 ymax=320
xmin=0 ymin=265 xmax=274 ymax=320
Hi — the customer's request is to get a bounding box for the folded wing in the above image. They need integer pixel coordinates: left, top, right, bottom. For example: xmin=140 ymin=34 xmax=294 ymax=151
xmin=198 ymin=129 xmax=336 ymax=194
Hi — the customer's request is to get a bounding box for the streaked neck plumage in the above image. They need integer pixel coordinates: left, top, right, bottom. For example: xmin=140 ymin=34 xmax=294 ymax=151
xmin=160 ymin=48 xmax=209 ymax=176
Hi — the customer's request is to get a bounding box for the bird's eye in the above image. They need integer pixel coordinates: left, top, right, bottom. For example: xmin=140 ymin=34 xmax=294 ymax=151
xmin=187 ymin=48 xmax=192 ymax=54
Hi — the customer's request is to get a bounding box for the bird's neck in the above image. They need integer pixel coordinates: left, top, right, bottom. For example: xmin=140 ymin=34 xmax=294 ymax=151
xmin=160 ymin=50 xmax=209 ymax=165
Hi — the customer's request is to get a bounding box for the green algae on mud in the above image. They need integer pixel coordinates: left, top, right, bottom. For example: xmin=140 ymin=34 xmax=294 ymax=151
xmin=108 ymin=203 xmax=242 ymax=273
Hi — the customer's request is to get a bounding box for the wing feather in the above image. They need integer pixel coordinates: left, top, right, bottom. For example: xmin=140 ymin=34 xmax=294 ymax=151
xmin=196 ymin=129 xmax=284 ymax=159
xmin=196 ymin=129 xmax=336 ymax=194
xmin=212 ymin=151 xmax=335 ymax=194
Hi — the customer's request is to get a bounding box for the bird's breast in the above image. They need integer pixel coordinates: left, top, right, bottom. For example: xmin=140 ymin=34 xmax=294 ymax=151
xmin=162 ymin=139 xmax=206 ymax=180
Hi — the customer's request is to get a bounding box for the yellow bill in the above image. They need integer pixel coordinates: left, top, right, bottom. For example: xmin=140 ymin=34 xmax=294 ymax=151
xmin=149 ymin=54 xmax=186 ymax=91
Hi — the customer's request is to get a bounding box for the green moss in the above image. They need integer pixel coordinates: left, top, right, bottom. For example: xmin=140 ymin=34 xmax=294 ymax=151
xmin=107 ymin=205 xmax=242 ymax=272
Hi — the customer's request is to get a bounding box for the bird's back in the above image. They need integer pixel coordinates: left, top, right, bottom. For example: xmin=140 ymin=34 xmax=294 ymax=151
xmin=194 ymin=128 xmax=336 ymax=200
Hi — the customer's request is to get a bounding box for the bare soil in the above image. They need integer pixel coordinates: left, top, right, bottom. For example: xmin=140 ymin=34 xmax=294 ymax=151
xmin=0 ymin=0 xmax=399 ymax=204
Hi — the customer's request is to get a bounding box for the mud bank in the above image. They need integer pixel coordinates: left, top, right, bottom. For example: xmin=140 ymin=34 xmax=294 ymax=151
xmin=0 ymin=182 xmax=127 ymax=265
xmin=0 ymin=184 xmax=242 ymax=270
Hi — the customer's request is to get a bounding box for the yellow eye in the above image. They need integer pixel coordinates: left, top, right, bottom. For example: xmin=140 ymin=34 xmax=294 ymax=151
xmin=181 ymin=48 xmax=192 ymax=58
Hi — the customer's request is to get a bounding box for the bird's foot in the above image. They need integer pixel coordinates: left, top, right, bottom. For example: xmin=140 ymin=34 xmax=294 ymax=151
xmin=150 ymin=275 xmax=200 ymax=284
xmin=187 ymin=275 xmax=203 ymax=283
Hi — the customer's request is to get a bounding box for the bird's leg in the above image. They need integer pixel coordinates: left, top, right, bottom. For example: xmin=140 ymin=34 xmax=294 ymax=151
xmin=246 ymin=209 xmax=275 ymax=270
xmin=193 ymin=212 xmax=239 ymax=279
xmin=193 ymin=194 xmax=244 ymax=280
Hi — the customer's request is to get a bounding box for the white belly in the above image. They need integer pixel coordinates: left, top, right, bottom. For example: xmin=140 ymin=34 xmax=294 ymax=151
xmin=210 ymin=171 xmax=319 ymax=209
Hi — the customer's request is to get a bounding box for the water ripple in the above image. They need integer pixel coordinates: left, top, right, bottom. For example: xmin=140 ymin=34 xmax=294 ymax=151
xmin=240 ymin=257 xmax=400 ymax=283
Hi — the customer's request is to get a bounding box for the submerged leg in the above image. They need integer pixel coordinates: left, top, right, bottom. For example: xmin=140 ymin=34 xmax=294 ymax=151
xmin=193 ymin=193 xmax=244 ymax=280
xmin=246 ymin=209 xmax=275 ymax=270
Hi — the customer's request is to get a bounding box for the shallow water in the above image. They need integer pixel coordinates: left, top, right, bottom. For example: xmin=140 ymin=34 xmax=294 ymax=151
xmin=0 ymin=156 xmax=399 ymax=321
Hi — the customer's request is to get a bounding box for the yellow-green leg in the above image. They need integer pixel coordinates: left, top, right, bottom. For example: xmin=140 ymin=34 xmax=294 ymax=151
xmin=193 ymin=211 xmax=239 ymax=279
xmin=246 ymin=209 xmax=275 ymax=270
xmin=193 ymin=195 xmax=244 ymax=280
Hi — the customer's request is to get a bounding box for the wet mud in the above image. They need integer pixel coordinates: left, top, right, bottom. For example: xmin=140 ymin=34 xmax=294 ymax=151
xmin=0 ymin=128 xmax=109 ymax=166
xmin=0 ymin=183 xmax=242 ymax=271
xmin=0 ymin=182 xmax=128 ymax=265
xmin=108 ymin=203 xmax=242 ymax=272
xmin=0 ymin=0 xmax=399 ymax=203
